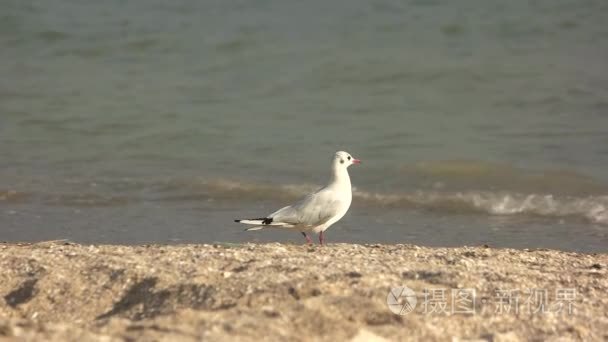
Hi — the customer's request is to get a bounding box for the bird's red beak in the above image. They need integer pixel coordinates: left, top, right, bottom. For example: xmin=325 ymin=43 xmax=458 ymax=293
xmin=352 ymin=158 xmax=361 ymax=164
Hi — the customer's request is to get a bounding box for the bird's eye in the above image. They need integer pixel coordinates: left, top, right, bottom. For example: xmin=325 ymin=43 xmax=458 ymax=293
xmin=347 ymin=156 xmax=351 ymax=160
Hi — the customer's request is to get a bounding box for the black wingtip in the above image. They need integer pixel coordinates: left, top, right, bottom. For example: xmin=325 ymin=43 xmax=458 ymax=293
xmin=234 ymin=219 xmax=241 ymax=223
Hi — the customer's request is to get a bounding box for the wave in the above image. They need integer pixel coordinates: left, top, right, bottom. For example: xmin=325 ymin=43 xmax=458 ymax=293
xmin=199 ymin=179 xmax=608 ymax=226
xmin=4 ymin=174 xmax=608 ymax=225
xmin=355 ymin=190 xmax=608 ymax=225
xmin=400 ymin=160 xmax=608 ymax=196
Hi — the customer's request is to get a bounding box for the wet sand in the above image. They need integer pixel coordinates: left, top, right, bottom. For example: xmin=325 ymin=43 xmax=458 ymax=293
xmin=0 ymin=241 xmax=606 ymax=341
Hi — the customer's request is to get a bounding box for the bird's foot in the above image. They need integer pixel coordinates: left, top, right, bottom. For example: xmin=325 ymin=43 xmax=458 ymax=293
xmin=301 ymin=232 xmax=312 ymax=245
xmin=319 ymin=231 xmax=325 ymax=245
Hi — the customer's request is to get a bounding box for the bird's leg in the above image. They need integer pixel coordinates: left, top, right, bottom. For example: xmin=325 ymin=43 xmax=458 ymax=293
xmin=319 ymin=231 xmax=324 ymax=245
xmin=301 ymin=232 xmax=312 ymax=245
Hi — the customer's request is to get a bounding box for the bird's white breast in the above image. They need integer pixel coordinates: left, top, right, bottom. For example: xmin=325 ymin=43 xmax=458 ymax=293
xmin=314 ymin=187 xmax=352 ymax=233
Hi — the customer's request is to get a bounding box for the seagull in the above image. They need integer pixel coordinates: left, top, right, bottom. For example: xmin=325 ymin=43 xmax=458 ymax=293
xmin=235 ymin=151 xmax=360 ymax=245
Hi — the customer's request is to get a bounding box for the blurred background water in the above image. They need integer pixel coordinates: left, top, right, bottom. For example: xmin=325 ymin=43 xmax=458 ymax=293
xmin=1 ymin=0 xmax=607 ymax=251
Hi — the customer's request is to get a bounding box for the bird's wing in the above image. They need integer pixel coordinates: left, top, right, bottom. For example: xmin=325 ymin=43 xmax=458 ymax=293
xmin=270 ymin=188 xmax=340 ymax=227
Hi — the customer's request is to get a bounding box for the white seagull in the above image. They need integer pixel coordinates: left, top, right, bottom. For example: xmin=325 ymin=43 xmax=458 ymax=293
xmin=235 ymin=151 xmax=361 ymax=245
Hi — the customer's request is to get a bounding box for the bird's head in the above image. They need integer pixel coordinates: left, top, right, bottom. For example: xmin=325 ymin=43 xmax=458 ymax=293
xmin=333 ymin=151 xmax=361 ymax=168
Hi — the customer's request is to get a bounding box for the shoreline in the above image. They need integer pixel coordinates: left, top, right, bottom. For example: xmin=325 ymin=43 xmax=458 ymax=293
xmin=1 ymin=241 xmax=606 ymax=341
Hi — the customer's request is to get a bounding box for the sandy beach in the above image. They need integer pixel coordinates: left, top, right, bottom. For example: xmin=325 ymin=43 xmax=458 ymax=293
xmin=0 ymin=241 xmax=606 ymax=341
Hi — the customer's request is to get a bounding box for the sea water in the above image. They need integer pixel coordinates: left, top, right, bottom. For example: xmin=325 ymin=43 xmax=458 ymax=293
xmin=1 ymin=0 xmax=607 ymax=251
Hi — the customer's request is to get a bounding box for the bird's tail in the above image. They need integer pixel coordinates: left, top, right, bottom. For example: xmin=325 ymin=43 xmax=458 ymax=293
xmin=234 ymin=217 xmax=292 ymax=231
xmin=235 ymin=218 xmax=274 ymax=231
xmin=234 ymin=218 xmax=273 ymax=225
